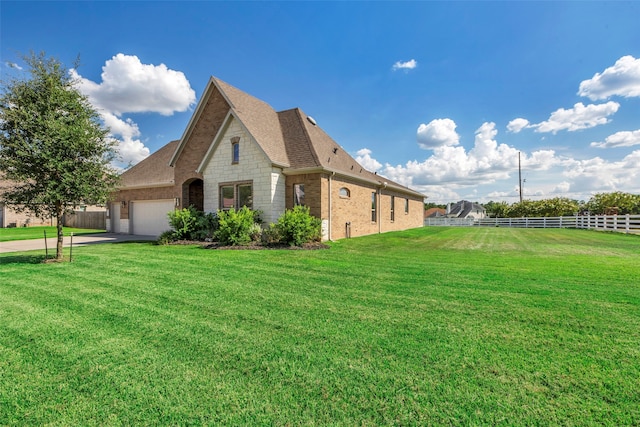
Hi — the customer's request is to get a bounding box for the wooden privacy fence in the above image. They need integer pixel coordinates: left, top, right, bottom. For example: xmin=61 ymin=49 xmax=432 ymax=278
xmin=425 ymin=214 xmax=640 ymax=234
xmin=63 ymin=211 xmax=106 ymax=229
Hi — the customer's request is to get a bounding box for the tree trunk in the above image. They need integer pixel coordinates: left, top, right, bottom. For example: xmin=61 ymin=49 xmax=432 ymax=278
xmin=56 ymin=203 xmax=64 ymax=260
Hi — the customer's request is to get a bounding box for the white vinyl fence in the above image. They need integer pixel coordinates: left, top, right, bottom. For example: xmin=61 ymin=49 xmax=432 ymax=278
xmin=425 ymin=215 xmax=640 ymax=234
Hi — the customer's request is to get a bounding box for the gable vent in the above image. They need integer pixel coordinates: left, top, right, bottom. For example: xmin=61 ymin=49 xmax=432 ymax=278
xmin=307 ymin=116 xmax=317 ymax=126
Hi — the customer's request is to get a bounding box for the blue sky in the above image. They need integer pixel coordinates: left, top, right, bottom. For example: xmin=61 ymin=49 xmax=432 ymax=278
xmin=2 ymin=1 xmax=639 ymax=203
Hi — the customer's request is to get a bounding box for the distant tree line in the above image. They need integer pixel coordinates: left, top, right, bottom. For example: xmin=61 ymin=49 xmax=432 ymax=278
xmin=483 ymin=192 xmax=640 ymax=218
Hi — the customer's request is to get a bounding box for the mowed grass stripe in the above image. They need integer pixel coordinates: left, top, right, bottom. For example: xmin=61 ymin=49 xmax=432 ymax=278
xmin=1 ymin=227 xmax=639 ymax=425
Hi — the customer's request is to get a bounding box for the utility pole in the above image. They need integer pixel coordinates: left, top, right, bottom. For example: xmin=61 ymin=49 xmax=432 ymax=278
xmin=518 ymin=152 xmax=523 ymax=203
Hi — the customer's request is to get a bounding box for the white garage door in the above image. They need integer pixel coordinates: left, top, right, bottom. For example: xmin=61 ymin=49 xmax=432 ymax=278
xmin=131 ymin=200 xmax=174 ymax=236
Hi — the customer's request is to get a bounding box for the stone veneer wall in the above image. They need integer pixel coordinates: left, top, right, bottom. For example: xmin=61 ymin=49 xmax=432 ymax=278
xmin=201 ymin=117 xmax=285 ymax=224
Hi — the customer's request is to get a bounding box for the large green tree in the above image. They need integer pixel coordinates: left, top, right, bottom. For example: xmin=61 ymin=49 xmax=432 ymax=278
xmin=0 ymin=53 xmax=119 ymax=260
xmin=585 ymin=191 xmax=640 ymax=215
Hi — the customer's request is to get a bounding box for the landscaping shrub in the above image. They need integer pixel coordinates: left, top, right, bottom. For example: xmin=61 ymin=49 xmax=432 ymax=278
xmin=215 ymin=207 xmax=259 ymax=246
xmin=167 ymin=206 xmax=219 ymax=241
xmin=156 ymin=230 xmax=177 ymax=245
xmin=168 ymin=206 xmax=199 ymax=240
xmin=193 ymin=211 xmax=219 ymax=240
xmin=273 ymin=205 xmax=321 ymax=246
xmin=261 ymin=223 xmax=282 ymax=245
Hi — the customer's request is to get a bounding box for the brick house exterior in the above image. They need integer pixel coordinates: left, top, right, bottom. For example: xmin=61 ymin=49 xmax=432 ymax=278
xmin=0 ymin=202 xmax=56 ymax=228
xmin=109 ymin=76 xmax=425 ymax=239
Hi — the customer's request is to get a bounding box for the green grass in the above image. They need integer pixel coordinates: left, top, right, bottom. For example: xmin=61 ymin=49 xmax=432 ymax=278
xmin=1 ymin=227 xmax=639 ymax=425
xmin=0 ymin=226 xmax=105 ymax=242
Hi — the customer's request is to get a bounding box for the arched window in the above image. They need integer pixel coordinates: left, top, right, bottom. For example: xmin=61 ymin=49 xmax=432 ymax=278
xmin=339 ymin=187 xmax=350 ymax=198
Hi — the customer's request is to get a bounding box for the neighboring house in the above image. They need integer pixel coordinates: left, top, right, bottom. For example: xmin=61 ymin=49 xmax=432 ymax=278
xmin=0 ymin=178 xmax=56 ymax=227
xmin=109 ymin=76 xmax=426 ymax=239
xmin=424 ymin=207 xmax=446 ymax=219
xmin=0 ymin=201 xmax=55 ymax=228
xmin=1 ymin=177 xmax=105 ymax=228
xmin=446 ymin=200 xmax=486 ymax=219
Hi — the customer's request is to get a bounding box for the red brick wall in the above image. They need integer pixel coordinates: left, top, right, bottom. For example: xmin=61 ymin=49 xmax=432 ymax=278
xmin=173 ymin=86 xmax=230 ymax=208
xmin=111 ymin=186 xmax=175 ymax=220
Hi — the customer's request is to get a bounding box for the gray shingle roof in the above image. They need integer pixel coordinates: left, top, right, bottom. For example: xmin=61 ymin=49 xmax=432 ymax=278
xmin=119 ymin=140 xmax=178 ymax=189
xmin=126 ymin=76 xmax=424 ymax=199
xmin=213 ymin=77 xmax=289 ymax=167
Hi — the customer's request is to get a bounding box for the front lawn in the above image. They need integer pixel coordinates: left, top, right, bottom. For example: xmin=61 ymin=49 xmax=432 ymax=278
xmin=1 ymin=227 xmax=639 ymax=424
xmin=0 ymin=226 xmax=105 ymax=242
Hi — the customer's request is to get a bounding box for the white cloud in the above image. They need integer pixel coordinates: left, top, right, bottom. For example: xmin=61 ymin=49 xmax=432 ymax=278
xmin=507 ymin=118 xmax=530 ymax=133
xmin=392 ymin=59 xmax=418 ymax=71
xmin=591 ymin=129 xmax=640 ymax=149
xmin=355 ymin=121 xmax=640 ymax=202
xmin=416 ymin=118 xmax=460 ymax=149
xmin=551 ymin=181 xmax=571 ymax=194
xmin=101 ymin=112 xmax=140 ymax=141
xmin=72 ymin=53 xmax=196 ymax=167
xmin=355 ymin=148 xmax=382 ymax=172
xmin=533 ymin=102 xmax=619 ymax=134
xmin=101 ymin=112 xmax=150 ymax=166
xmin=73 ymin=53 xmax=195 ymax=115
xmin=563 ymin=151 xmax=640 ymax=192
xmin=5 ymin=61 xmax=23 ymax=70
xmin=116 ymin=138 xmax=151 ymax=167
xmin=470 ymin=122 xmax=519 ymax=173
xmin=578 ymin=55 xmax=640 ymax=100
xmin=383 ymin=122 xmax=551 ymax=190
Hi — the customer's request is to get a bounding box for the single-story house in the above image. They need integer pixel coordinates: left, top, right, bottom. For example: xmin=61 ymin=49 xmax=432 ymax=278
xmin=0 ymin=178 xmax=55 ymax=227
xmin=446 ymin=200 xmax=486 ymax=219
xmin=424 ymin=207 xmax=446 ymax=219
xmin=109 ymin=76 xmax=426 ymax=239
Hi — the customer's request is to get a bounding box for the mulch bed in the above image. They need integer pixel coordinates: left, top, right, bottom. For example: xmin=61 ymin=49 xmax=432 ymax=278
xmin=170 ymin=240 xmax=330 ymax=250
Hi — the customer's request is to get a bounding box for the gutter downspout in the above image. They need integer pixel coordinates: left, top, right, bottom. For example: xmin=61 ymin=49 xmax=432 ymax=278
xmin=378 ymin=186 xmax=381 ymax=234
xmin=379 ymin=182 xmax=386 ymax=235
xmin=328 ymin=172 xmax=335 ymax=241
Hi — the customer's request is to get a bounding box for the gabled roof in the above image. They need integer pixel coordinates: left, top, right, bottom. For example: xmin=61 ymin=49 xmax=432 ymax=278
xmin=279 ymin=108 xmax=423 ymax=197
xmin=448 ymin=200 xmax=485 ymax=218
xmin=147 ymin=75 xmax=424 ymax=199
xmin=214 ymin=78 xmax=289 ymax=167
xmin=119 ymin=140 xmax=178 ymax=189
xmin=172 ymin=77 xmax=289 ymax=169
xmin=425 ymin=207 xmax=446 ymax=218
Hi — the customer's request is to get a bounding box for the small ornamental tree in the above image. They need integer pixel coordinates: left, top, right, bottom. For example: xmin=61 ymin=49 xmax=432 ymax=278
xmin=0 ymin=52 xmax=119 ymax=260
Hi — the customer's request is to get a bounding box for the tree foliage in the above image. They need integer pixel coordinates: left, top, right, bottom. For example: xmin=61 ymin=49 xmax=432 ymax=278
xmin=585 ymin=191 xmax=640 ymax=215
xmin=0 ymin=52 xmax=119 ymax=259
xmin=483 ymin=192 xmax=640 ymax=218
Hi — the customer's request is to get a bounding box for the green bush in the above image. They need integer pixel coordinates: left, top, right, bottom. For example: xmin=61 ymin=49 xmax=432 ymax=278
xmin=167 ymin=206 xmax=219 ymax=240
xmin=215 ymin=207 xmax=259 ymax=246
xmin=273 ymin=205 xmax=321 ymax=246
xmin=261 ymin=223 xmax=282 ymax=245
xmin=193 ymin=211 xmax=219 ymax=240
xmin=168 ymin=206 xmax=199 ymax=240
xmin=156 ymin=230 xmax=177 ymax=245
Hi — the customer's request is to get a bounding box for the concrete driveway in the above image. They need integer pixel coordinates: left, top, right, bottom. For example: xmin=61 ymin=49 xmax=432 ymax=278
xmin=0 ymin=233 xmax=156 ymax=254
